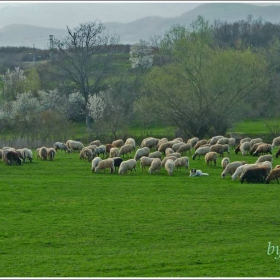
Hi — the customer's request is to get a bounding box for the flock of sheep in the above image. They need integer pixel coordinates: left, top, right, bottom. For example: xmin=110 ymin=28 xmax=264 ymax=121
xmin=2 ymin=134 xmax=280 ymax=183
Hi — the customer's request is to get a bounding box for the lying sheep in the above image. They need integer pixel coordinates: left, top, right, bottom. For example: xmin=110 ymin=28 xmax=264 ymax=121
xmin=221 ymin=161 xmax=244 ymax=178
xmin=95 ymin=158 xmax=115 ymax=173
xmin=148 ymin=158 xmax=162 ymax=174
xmin=161 ymin=156 xmax=177 ymax=167
xmin=37 ymin=146 xmax=48 ymax=160
xmin=53 ymin=142 xmax=70 ymax=153
xmin=134 ymin=147 xmax=150 ymax=161
xmin=125 ymin=138 xmax=136 ymax=150
xmin=255 ymin=154 xmax=273 ymax=164
xmin=119 ymin=144 xmax=133 ymax=158
xmin=221 ymin=157 xmax=230 ymax=170
xmin=91 ymin=157 xmax=102 ymax=172
xmin=266 ymin=168 xmax=280 ymax=184
xmin=177 ymin=143 xmax=192 ymax=155
xmin=112 ymin=157 xmax=123 ymax=172
xmin=47 ymin=148 xmax=56 ymax=161
xmin=140 ymin=156 xmax=154 ymax=171
xmin=118 ymin=159 xmax=137 ymax=175
xmin=110 ymin=147 xmax=120 ymax=158
xmin=272 ymin=136 xmax=280 ymax=148
xmin=174 ymin=156 xmax=189 ymax=172
xmin=205 ymin=152 xmax=218 ymax=166
xmin=194 ymin=139 xmax=208 ymax=150
xmin=253 ymin=143 xmax=272 ymax=157
xmin=165 ymin=159 xmax=175 ymax=176
xmin=148 ymin=151 xmax=162 ymax=159
xmin=112 ymin=139 xmax=124 ymax=148
xmin=192 ymin=146 xmax=211 ymax=160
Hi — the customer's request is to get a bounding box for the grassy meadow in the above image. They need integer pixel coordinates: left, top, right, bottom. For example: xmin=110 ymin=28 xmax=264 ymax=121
xmin=1 ymin=121 xmax=280 ymax=277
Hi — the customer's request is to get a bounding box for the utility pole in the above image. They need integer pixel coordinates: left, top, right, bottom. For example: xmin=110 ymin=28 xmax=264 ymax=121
xmin=49 ymin=35 xmax=54 ymax=60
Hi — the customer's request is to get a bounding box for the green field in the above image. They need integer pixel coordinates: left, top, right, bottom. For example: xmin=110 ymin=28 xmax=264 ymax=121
xmin=1 ymin=143 xmax=280 ymax=277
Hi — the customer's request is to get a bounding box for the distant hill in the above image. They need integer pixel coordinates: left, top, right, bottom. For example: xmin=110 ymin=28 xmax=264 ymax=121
xmin=1 ymin=3 xmax=280 ymax=49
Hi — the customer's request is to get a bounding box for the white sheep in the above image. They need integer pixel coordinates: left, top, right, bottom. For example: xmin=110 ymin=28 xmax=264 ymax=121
xmin=80 ymin=147 xmax=93 ymax=161
xmin=172 ymin=142 xmax=185 ymax=152
xmin=194 ymin=139 xmax=208 ymax=150
xmin=95 ymin=145 xmax=106 ymax=157
xmin=192 ymin=146 xmax=211 ymax=160
xmin=37 ymin=146 xmax=48 ymax=160
xmin=177 ymin=143 xmax=192 ymax=155
xmin=255 ymin=154 xmax=273 ymax=164
xmin=217 ymin=137 xmax=229 ymax=145
xmin=18 ymin=148 xmax=33 ymax=163
xmin=167 ymin=152 xmax=181 ymax=158
xmin=209 ymin=135 xmax=224 ymax=145
xmin=90 ymin=140 xmax=101 ymax=147
xmin=95 ymin=158 xmax=115 ymax=173
xmin=174 ymin=156 xmax=189 ymax=172
xmin=47 ymin=148 xmax=56 ymax=160
xmin=91 ymin=157 xmax=102 ymax=172
xmin=205 ymin=152 xmax=218 ymax=166
xmin=161 ymin=156 xmax=177 ymax=167
xmin=187 ymin=137 xmax=199 ymax=147
xmin=67 ymin=140 xmax=84 ymax=152
xmin=119 ymin=144 xmax=133 ymax=158
xmin=249 ymin=138 xmax=263 ymax=148
xmin=231 ymin=164 xmax=251 ymax=181
xmin=240 ymin=137 xmax=251 ymax=144
xmin=124 ymin=138 xmax=136 ymax=150
xmin=157 ymin=137 xmax=169 ymax=148
xmin=112 ymin=139 xmax=124 ymax=148
xmin=148 ymin=151 xmax=162 ymax=159
xmin=158 ymin=141 xmax=173 ymax=153
xmin=228 ymin=137 xmax=236 ymax=148
xmin=240 ymin=142 xmax=251 ymax=155
xmin=165 ymin=159 xmax=175 ymax=176
xmin=109 ymin=147 xmax=120 ymax=158
xmin=141 ymin=137 xmax=159 ymax=149
xmin=148 ymin=158 xmax=162 ymax=174
xmin=118 ymin=159 xmax=137 ymax=175
xmin=165 ymin=147 xmax=174 ymax=156
xmin=272 ymin=136 xmax=280 ymax=148
xmin=221 ymin=161 xmax=244 ymax=178
xmin=140 ymin=156 xmax=154 ymax=171
xmin=134 ymin=147 xmax=150 ymax=161
xmin=53 ymin=142 xmax=70 ymax=153
xmin=221 ymin=157 xmax=230 ymax=170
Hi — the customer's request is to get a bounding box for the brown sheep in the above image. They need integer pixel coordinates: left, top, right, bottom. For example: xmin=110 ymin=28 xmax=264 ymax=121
xmin=253 ymin=143 xmax=272 ymax=157
xmin=266 ymin=168 xmax=280 ymax=184
xmin=194 ymin=139 xmax=208 ymax=150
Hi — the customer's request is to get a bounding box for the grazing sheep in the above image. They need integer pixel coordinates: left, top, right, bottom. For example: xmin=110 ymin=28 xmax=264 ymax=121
xmin=158 ymin=141 xmax=173 ymax=153
xmin=210 ymin=144 xmax=225 ymax=157
xmin=112 ymin=157 xmax=123 ymax=172
xmin=177 ymin=143 xmax=192 ymax=155
xmin=18 ymin=148 xmax=33 ymax=163
xmin=253 ymin=143 xmax=272 ymax=157
xmin=4 ymin=150 xmax=22 ymax=165
xmin=194 ymin=139 xmax=208 ymax=150
xmin=205 ymin=152 xmax=218 ymax=166
xmin=161 ymin=156 xmax=177 ymax=167
xmin=231 ymin=164 xmax=251 ymax=181
xmin=112 ymin=139 xmax=124 ymax=148
xmin=221 ymin=157 xmax=230 ymax=170
xmin=141 ymin=137 xmax=159 ymax=149
xmin=173 ymin=137 xmax=184 ymax=143
xmin=134 ymin=147 xmax=150 ymax=161
xmin=166 ymin=152 xmax=181 ymax=158
xmin=165 ymin=148 xmax=174 ymax=156
xmin=156 ymin=137 xmax=169 ymax=148
xmin=208 ymin=136 xmax=224 ymax=145
xmin=95 ymin=158 xmax=115 ymax=173
xmin=240 ymin=166 xmax=269 ymax=184
xmin=250 ymin=142 xmax=262 ymax=155
xmin=189 ymin=168 xmax=209 ymax=177
xmin=80 ymin=147 xmax=93 ymax=161
xmin=47 ymin=148 xmax=56 ymax=161
xmin=67 ymin=140 xmax=84 ymax=152
xmin=228 ymin=137 xmax=236 ymax=148
xmin=140 ymin=156 xmax=154 ymax=171
xmin=240 ymin=137 xmax=251 ymax=144
xmin=217 ymin=137 xmax=229 ymax=145
xmin=118 ymin=159 xmax=137 ymax=175
xmin=192 ymin=146 xmax=211 ymax=160
xmin=187 ymin=137 xmax=199 ymax=147
xmin=165 ymin=159 xmax=175 ymax=176
xmin=255 ymin=154 xmax=273 ymax=164
xmin=240 ymin=142 xmax=251 ymax=155
xmin=148 ymin=151 xmax=162 ymax=159
xmin=174 ymin=156 xmax=189 ymax=172
xmin=124 ymin=138 xmax=136 ymax=150
xmin=90 ymin=140 xmax=101 ymax=147
xmin=109 ymin=147 xmax=120 ymax=158
xmin=91 ymin=157 xmax=102 ymax=172
xmin=37 ymin=146 xmax=48 ymax=160
xmin=250 ymin=138 xmax=263 ymax=148
xmin=95 ymin=145 xmax=106 ymax=158
xmin=119 ymin=144 xmax=133 ymax=158
xmin=53 ymin=142 xmax=70 ymax=153
xmin=148 ymin=158 xmax=162 ymax=174
xmin=266 ymin=168 xmax=280 ymax=184
xmin=172 ymin=142 xmax=185 ymax=152
xmin=272 ymin=136 xmax=280 ymax=148
xmin=105 ymin=144 xmax=114 ymax=156
xmin=221 ymin=161 xmax=244 ymax=178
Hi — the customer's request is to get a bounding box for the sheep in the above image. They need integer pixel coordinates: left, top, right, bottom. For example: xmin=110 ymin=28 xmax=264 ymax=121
xmin=134 ymin=147 xmax=150 ymax=161
xmin=53 ymin=142 xmax=70 ymax=153
xmin=221 ymin=161 xmax=244 ymax=178
xmin=112 ymin=139 xmax=124 ymax=148
xmin=228 ymin=137 xmax=236 ymax=148
xmin=255 ymin=154 xmax=273 ymax=164
xmin=208 ymin=135 xmax=224 ymax=145
xmin=234 ymin=143 xmax=241 ymax=154
xmin=95 ymin=145 xmax=106 ymax=158
xmin=91 ymin=157 xmax=102 ymax=172
xmin=249 ymin=142 xmax=262 ymax=155
xmin=165 ymin=148 xmax=174 ymax=157
xmin=80 ymin=147 xmax=93 ymax=161
xmin=192 ymin=146 xmax=211 ymax=160
xmin=118 ymin=159 xmax=137 ymax=175
xmin=194 ymin=139 xmax=208 ymax=150
xmin=253 ymin=143 xmax=272 ymax=157
xmin=221 ymin=157 xmax=230 ymax=170
xmin=189 ymin=168 xmax=209 ymax=176
xmin=173 ymin=137 xmax=184 ymax=143
xmin=161 ymin=156 xmax=177 ymax=167
xmin=266 ymin=168 xmax=280 ymax=184
xmin=240 ymin=142 xmax=251 ymax=155
xmin=124 ymin=138 xmax=136 ymax=150
xmin=250 ymin=138 xmax=263 ymax=148
xmin=90 ymin=140 xmax=101 ymax=147
xmin=177 ymin=143 xmax=192 ymax=155
xmin=4 ymin=150 xmax=22 ymax=165
xmin=240 ymin=137 xmax=251 ymax=144
xmin=106 ymin=144 xmax=114 ymax=156
xmin=148 ymin=151 xmax=162 ymax=159
xmin=205 ymin=152 xmax=218 ymax=166
xmin=141 ymin=137 xmax=159 ymax=149
xmin=231 ymin=164 xmax=251 ymax=181
xmin=158 ymin=142 xmax=173 ymax=153
xmin=15 ymin=149 xmax=24 ymax=161
xmin=148 ymin=158 xmax=162 ymax=174
xmin=217 ymin=137 xmax=229 ymax=145
xmin=112 ymin=157 xmax=123 ymax=172
xmin=67 ymin=140 xmax=84 ymax=152
xmin=109 ymin=147 xmax=120 ymax=158
xmin=167 ymin=152 xmax=181 ymax=158
xmin=210 ymin=144 xmax=225 ymax=157
xmin=47 ymin=148 xmax=56 ymax=161
xmin=156 ymin=138 xmax=169 ymax=148
xmin=140 ymin=156 xmax=154 ymax=171
xmin=119 ymin=144 xmax=133 ymax=158
xmin=187 ymin=137 xmax=199 ymax=147
xmin=240 ymin=166 xmax=269 ymax=184
xmin=272 ymin=136 xmax=280 ymax=148
xmin=37 ymin=146 xmax=48 ymax=160
xmin=172 ymin=142 xmax=185 ymax=152
xmin=165 ymin=159 xmax=175 ymax=176
xmin=174 ymin=156 xmax=189 ymax=172
xmin=95 ymin=158 xmax=115 ymax=173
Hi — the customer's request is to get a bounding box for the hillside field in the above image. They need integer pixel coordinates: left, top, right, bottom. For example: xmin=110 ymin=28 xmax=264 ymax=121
xmin=1 ymin=141 xmax=280 ymax=277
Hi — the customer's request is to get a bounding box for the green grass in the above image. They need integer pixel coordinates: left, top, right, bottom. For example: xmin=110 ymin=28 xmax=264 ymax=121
xmin=1 ymin=147 xmax=280 ymax=277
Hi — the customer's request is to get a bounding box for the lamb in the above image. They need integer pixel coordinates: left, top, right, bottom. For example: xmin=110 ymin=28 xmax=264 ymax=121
xmin=221 ymin=161 xmax=244 ymax=178
xmin=177 ymin=143 xmax=192 ymax=155
xmin=124 ymin=138 xmax=136 ymax=150
xmin=250 ymin=138 xmax=263 ymax=148
xmin=165 ymin=159 xmax=175 ymax=176
xmin=148 ymin=158 xmax=162 ymax=174
xmin=187 ymin=137 xmax=199 ymax=147
xmin=53 ymin=142 xmax=70 ymax=153
xmin=255 ymin=154 xmax=273 ymax=164
xmin=253 ymin=143 xmax=272 ymax=157
xmin=67 ymin=140 xmax=84 ymax=152
xmin=134 ymin=147 xmax=150 ymax=161
xmin=47 ymin=148 xmax=56 ymax=161
xmin=148 ymin=151 xmax=162 ymax=159
xmin=119 ymin=144 xmax=133 ymax=158
xmin=4 ymin=150 xmax=22 ymax=165
xmin=266 ymin=168 xmax=280 ymax=184
xmin=95 ymin=158 xmax=115 ymax=173
xmin=205 ymin=152 xmax=218 ymax=166
xmin=192 ymin=146 xmax=211 ymax=160
xmin=112 ymin=157 xmax=123 ymax=172
xmin=240 ymin=166 xmax=269 ymax=184
xmin=118 ymin=159 xmax=137 ymax=175
xmin=140 ymin=156 xmax=154 ymax=171
xmin=174 ymin=156 xmax=189 ymax=172
xmin=161 ymin=156 xmax=177 ymax=167
xmin=217 ymin=137 xmax=229 ymax=145
xmin=90 ymin=140 xmax=101 ymax=147
xmin=272 ymin=136 xmax=280 ymax=148
xmin=165 ymin=148 xmax=174 ymax=156
xmin=91 ymin=157 xmax=102 ymax=172
xmin=240 ymin=142 xmax=251 ymax=155
xmin=37 ymin=146 xmax=48 ymax=160
xmin=221 ymin=157 xmax=230 ymax=170
xmin=112 ymin=139 xmax=124 ymax=148
xmin=194 ymin=139 xmax=208 ymax=150
xmin=109 ymin=147 xmax=120 ymax=158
